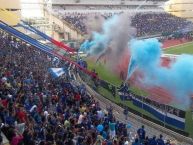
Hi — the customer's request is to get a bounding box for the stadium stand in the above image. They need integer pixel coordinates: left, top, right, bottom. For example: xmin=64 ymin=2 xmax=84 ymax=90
xmin=132 ymin=13 xmax=193 ymax=36
xmin=1 ymin=27 xmax=192 ymax=145
xmin=0 ymin=0 xmax=193 ymax=145
xmin=52 ymin=11 xmax=193 ymax=36
xmin=51 ymin=0 xmax=167 ymax=5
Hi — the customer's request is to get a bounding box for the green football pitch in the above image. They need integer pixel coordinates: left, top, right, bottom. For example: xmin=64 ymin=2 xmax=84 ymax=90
xmin=84 ymin=41 xmax=193 ymax=137
xmin=164 ymin=41 xmax=193 ymax=55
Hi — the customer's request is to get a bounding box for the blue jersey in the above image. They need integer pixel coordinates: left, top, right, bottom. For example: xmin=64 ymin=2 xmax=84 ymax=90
xmin=149 ymin=139 xmax=157 ymax=145
xmin=157 ymin=138 xmax=165 ymax=145
xmin=137 ymin=128 xmax=145 ymax=139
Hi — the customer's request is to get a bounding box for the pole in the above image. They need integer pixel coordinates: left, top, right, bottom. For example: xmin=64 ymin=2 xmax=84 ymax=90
xmin=138 ymin=88 xmax=144 ymax=126
xmin=164 ymin=104 xmax=166 ymax=128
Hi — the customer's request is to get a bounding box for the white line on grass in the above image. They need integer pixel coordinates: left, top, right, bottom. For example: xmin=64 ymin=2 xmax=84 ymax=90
xmin=164 ymin=41 xmax=193 ymax=53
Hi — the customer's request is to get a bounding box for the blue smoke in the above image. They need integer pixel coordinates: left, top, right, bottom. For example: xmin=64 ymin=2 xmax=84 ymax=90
xmin=79 ymin=15 xmax=119 ymax=55
xmin=128 ymin=38 xmax=193 ymax=108
xmin=79 ymin=40 xmax=95 ymax=53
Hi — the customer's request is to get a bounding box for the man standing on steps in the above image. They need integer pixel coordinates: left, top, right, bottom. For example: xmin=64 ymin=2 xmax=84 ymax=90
xmin=137 ymin=125 xmax=146 ymax=143
xmin=156 ymin=134 xmax=165 ymax=145
xmin=123 ymin=107 xmax=129 ymax=120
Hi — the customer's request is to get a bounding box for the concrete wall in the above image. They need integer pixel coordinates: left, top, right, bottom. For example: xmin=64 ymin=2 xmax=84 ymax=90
xmin=44 ymin=10 xmax=83 ymax=41
xmin=0 ymin=0 xmax=21 ymax=25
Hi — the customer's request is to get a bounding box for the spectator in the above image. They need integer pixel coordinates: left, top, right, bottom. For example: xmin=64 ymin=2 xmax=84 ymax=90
xmin=157 ymin=134 xmax=165 ymax=145
xmin=123 ymin=107 xmax=129 ymax=120
xmin=0 ymin=28 xmax=174 ymax=145
xmin=137 ymin=125 xmax=146 ymax=142
xmin=59 ymin=12 xmax=193 ymax=37
xmin=109 ymin=120 xmax=116 ymax=139
xmin=143 ymin=136 xmax=149 ymax=145
xmin=132 ymin=138 xmax=140 ymax=145
xmin=149 ymin=135 xmax=157 ymax=145
xmin=165 ymin=140 xmax=172 ymax=145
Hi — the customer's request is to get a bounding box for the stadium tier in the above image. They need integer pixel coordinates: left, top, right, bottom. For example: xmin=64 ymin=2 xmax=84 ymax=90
xmin=0 ymin=28 xmax=184 ymax=145
xmin=1 ymin=0 xmax=193 ymax=145
xmin=53 ymin=12 xmax=193 ymax=36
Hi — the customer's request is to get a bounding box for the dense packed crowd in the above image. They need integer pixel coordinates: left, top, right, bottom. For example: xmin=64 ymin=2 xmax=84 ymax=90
xmin=63 ymin=13 xmax=87 ymax=34
xmin=61 ymin=12 xmax=193 ymax=36
xmin=132 ymin=13 xmax=192 ymax=36
xmin=0 ymin=29 xmax=173 ymax=145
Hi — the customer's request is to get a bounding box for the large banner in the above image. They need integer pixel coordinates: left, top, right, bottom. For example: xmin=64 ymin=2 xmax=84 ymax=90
xmin=132 ymin=97 xmax=185 ymax=129
xmin=131 ymin=94 xmax=186 ymax=118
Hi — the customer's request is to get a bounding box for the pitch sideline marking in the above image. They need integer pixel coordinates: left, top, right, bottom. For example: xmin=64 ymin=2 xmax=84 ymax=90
xmin=164 ymin=41 xmax=193 ymax=53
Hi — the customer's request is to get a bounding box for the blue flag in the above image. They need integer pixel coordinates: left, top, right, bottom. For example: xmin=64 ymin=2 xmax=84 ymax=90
xmin=48 ymin=68 xmax=66 ymax=78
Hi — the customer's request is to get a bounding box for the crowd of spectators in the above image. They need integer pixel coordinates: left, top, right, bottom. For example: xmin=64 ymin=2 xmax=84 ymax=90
xmin=132 ymin=13 xmax=193 ymax=37
xmin=0 ymin=30 xmax=174 ymax=145
xmin=61 ymin=12 xmax=193 ymax=37
xmin=63 ymin=13 xmax=87 ymax=34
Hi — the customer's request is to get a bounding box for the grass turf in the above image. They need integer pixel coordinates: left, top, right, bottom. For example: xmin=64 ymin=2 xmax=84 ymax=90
xmin=185 ymin=110 xmax=193 ymax=138
xmin=164 ymin=41 xmax=193 ymax=55
xmin=86 ymin=59 xmax=122 ymax=86
xmin=86 ymin=59 xmax=148 ymax=96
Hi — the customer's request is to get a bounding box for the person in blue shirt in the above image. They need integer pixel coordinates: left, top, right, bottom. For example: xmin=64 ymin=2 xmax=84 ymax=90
xmin=109 ymin=121 xmax=116 ymax=139
xmin=149 ymin=135 xmax=157 ymax=145
xmin=137 ymin=125 xmax=146 ymax=142
xmin=5 ymin=111 xmax=15 ymax=126
xmin=157 ymin=134 xmax=165 ymax=145
xmin=102 ymin=130 xmax=107 ymax=140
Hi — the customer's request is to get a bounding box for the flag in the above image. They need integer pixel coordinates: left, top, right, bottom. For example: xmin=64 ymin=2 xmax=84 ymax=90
xmin=127 ymin=56 xmax=137 ymax=79
xmin=48 ymin=68 xmax=66 ymax=78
